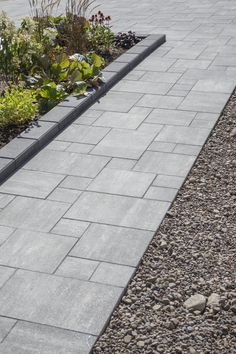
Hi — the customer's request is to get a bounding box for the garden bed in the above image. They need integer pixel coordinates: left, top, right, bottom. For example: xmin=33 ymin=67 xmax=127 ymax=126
xmin=0 ymin=0 xmax=165 ymax=183
xmin=0 ymin=0 xmax=142 ymax=148
xmin=92 ymin=89 xmax=236 ymax=354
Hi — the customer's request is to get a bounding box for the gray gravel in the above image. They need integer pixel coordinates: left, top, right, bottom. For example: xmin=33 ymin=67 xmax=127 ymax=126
xmin=92 ymin=90 xmax=236 ymax=354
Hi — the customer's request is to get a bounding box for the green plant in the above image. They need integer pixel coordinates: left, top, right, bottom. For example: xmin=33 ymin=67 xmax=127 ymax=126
xmin=0 ymin=86 xmax=39 ymax=126
xmin=87 ymin=11 xmax=114 ymax=51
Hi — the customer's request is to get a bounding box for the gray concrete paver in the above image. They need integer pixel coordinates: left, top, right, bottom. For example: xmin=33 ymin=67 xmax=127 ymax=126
xmin=0 ymin=321 xmax=96 ymax=354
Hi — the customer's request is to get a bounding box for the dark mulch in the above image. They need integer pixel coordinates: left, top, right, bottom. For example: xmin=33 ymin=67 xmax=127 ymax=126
xmin=92 ymin=90 xmax=236 ymax=354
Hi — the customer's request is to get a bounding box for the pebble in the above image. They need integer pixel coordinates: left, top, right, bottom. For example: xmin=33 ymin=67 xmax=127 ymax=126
xmin=184 ymin=294 xmax=207 ymax=313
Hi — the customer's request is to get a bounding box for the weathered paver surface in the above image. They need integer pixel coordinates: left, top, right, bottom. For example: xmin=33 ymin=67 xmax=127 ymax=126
xmin=0 ymin=0 xmax=236 ymax=352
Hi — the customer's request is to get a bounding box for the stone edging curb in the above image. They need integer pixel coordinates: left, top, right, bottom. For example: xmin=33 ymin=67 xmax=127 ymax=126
xmin=0 ymin=34 xmax=166 ymax=184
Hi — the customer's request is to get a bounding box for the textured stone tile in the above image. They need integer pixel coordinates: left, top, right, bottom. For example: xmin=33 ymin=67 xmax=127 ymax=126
xmin=134 ymin=151 xmax=195 ymax=177
xmin=145 ymin=186 xmax=177 ymax=202
xmin=24 ymin=150 xmax=109 ymax=178
xmin=46 ymin=141 xmax=71 ymax=151
xmin=167 ymin=89 xmax=189 ymax=97
xmin=0 ymin=229 xmax=76 ymax=273
xmin=179 ymin=91 xmax=229 ymax=113
xmin=0 ymin=316 xmax=16 ymax=342
xmin=70 ymin=224 xmax=153 ymax=266
xmin=91 ymin=262 xmax=135 ymax=287
xmin=91 ymin=129 xmax=156 ymax=159
xmin=57 ymin=125 xmax=110 ymax=144
xmin=56 ymin=257 xmax=99 ymax=280
xmin=171 ymin=59 xmax=211 ymax=69
xmin=145 ymin=108 xmax=196 ymax=126
xmin=212 ymin=56 xmax=236 ymax=66
xmin=0 ymin=226 xmax=15 ymax=245
xmin=155 ymin=126 xmax=210 ymax=145
xmin=48 ymin=188 xmax=81 ymax=203
xmin=148 ymin=141 xmax=176 ymax=152
xmin=173 ymin=144 xmax=202 ymax=156
xmin=137 ymin=57 xmax=176 ymax=72
xmin=93 ymin=108 xmax=149 ymax=130
xmin=51 ymin=219 xmax=89 ymax=238
xmin=65 ymin=192 xmax=169 ymax=231
xmin=124 ymin=70 xmax=145 ymax=81
xmin=87 ymin=168 xmax=155 ymax=197
xmin=153 ymin=175 xmax=185 ymax=189
xmin=60 ymin=176 xmax=92 ymax=190
xmin=140 ymin=71 xmax=182 ymax=83
xmin=107 ymin=158 xmax=136 ymax=170
xmin=0 ymin=197 xmax=69 ymax=232
xmin=112 ymin=80 xmax=172 ymax=95
xmin=137 ymin=94 xmax=183 ymax=109
xmin=0 ymin=266 xmax=15 ymax=288
xmin=66 ymin=143 xmax=94 ymax=154
xmin=192 ymin=79 xmax=235 ymax=93
xmin=92 ymin=91 xmax=142 ymax=112
xmin=0 ymin=321 xmax=96 ymax=354
xmin=0 ymin=195 xmax=14 ymax=209
xmin=0 ymin=170 xmax=64 ymax=199
xmin=0 ymin=270 xmax=123 ymax=335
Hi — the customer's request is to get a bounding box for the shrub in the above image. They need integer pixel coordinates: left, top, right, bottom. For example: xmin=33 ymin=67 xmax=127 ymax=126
xmin=0 ymin=86 xmax=39 ymax=126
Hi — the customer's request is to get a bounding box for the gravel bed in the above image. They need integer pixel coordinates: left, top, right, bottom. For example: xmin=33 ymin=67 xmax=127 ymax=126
xmin=92 ymin=90 xmax=236 ymax=354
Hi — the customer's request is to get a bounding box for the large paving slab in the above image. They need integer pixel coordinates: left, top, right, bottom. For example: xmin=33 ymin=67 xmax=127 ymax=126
xmin=0 ymin=229 xmax=76 ymax=273
xmin=91 ymin=129 xmax=157 ymax=159
xmin=0 ymin=197 xmax=69 ymax=232
xmin=0 ymin=321 xmax=96 ymax=354
xmin=70 ymin=224 xmax=153 ymax=266
xmin=24 ymin=149 xmax=110 ymax=178
xmin=87 ymin=168 xmax=155 ymax=197
xmin=65 ymin=191 xmax=170 ymax=231
xmin=0 ymin=0 xmax=236 ymax=351
xmin=0 ymin=270 xmax=123 ymax=335
xmin=0 ymin=170 xmax=64 ymax=198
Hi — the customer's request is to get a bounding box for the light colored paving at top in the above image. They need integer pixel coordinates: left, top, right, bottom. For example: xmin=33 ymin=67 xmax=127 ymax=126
xmin=0 ymin=0 xmax=236 ymax=352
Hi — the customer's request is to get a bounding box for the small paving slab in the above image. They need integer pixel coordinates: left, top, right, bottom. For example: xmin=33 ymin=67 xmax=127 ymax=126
xmin=112 ymin=80 xmax=172 ymax=95
xmin=0 ymin=229 xmax=76 ymax=273
xmin=137 ymin=94 xmax=183 ymax=109
xmin=91 ymin=129 xmax=156 ymax=159
xmin=65 ymin=191 xmax=170 ymax=231
xmin=51 ymin=218 xmax=89 ymax=238
xmin=87 ymin=168 xmax=155 ymax=197
xmin=47 ymin=188 xmax=81 ymax=204
xmin=0 ymin=197 xmax=69 ymax=232
xmin=59 ymin=176 xmax=92 ymax=190
xmin=93 ymin=107 xmax=151 ymax=130
xmin=56 ymin=124 xmax=110 ymax=144
xmin=0 ymin=170 xmax=64 ymax=199
xmin=0 ymin=226 xmax=15 ymax=246
xmin=0 ymin=316 xmax=16 ymax=342
xmin=0 ymin=266 xmax=15 ymax=288
xmin=56 ymin=257 xmax=99 ymax=281
xmin=0 ymin=321 xmax=96 ymax=354
xmin=153 ymin=175 xmax=185 ymax=189
xmin=24 ymin=149 xmax=110 ymax=178
xmin=91 ymin=262 xmax=135 ymax=287
xmin=145 ymin=186 xmax=178 ymax=202
xmin=134 ymin=151 xmax=196 ymax=176
xmin=155 ymin=125 xmax=210 ymax=145
xmin=0 ymin=194 xmax=15 ymax=209
xmin=145 ymin=108 xmax=196 ymax=126
xmin=0 ymin=270 xmax=123 ymax=335
xmin=93 ymin=91 xmax=142 ymax=112
xmin=70 ymin=224 xmax=153 ymax=266
xmin=179 ymin=91 xmax=230 ymax=113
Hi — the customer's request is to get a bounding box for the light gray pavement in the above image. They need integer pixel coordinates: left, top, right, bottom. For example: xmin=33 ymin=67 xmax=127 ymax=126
xmin=0 ymin=0 xmax=236 ymax=352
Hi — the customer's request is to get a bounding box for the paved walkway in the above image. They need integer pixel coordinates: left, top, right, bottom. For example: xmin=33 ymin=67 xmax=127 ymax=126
xmin=0 ymin=0 xmax=236 ymax=353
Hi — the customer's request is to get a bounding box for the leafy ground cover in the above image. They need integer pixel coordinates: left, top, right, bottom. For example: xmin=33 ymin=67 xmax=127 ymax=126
xmin=0 ymin=0 xmax=140 ymax=147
